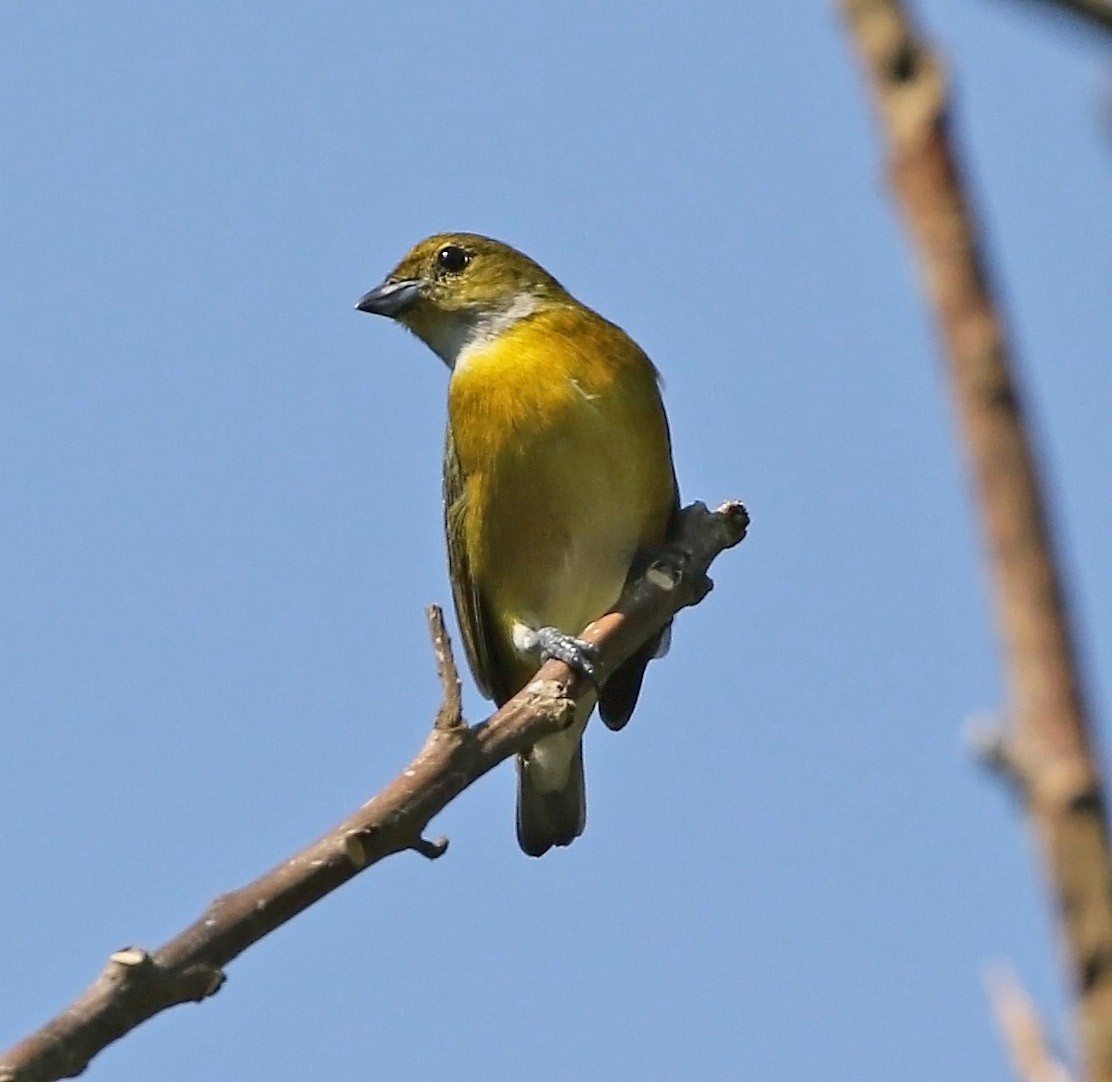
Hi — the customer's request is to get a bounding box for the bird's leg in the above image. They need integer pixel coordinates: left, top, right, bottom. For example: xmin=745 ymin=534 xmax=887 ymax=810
xmin=518 ymin=626 xmax=600 ymax=684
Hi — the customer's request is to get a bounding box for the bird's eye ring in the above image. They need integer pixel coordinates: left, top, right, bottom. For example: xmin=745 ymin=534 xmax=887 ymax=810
xmin=437 ymin=245 xmax=471 ymax=274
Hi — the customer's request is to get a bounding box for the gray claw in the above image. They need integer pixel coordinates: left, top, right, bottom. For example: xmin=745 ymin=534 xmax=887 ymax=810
xmin=524 ymin=626 xmax=599 ymax=682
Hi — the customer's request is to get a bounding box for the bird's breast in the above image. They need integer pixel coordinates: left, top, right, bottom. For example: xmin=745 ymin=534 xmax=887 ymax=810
xmin=447 ymin=306 xmax=674 ymax=667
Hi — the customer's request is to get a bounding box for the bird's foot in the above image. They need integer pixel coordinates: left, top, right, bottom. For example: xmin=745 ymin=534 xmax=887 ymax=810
xmin=522 ymin=626 xmax=600 ymax=684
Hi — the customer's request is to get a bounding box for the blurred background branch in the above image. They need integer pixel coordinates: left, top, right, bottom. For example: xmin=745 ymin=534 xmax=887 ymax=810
xmin=988 ymin=965 xmax=1074 ymax=1082
xmin=999 ymin=0 xmax=1112 ymax=33
xmin=840 ymin=0 xmax=1112 ymax=1078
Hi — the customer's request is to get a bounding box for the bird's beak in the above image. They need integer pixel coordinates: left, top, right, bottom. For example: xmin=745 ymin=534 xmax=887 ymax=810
xmin=355 ymin=278 xmax=423 ymax=318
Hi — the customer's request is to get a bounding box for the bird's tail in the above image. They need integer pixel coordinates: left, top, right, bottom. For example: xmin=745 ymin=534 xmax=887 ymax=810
xmin=515 ymin=740 xmax=586 ymax=857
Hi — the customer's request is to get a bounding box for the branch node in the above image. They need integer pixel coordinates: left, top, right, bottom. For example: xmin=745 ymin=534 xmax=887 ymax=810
xmin=426 ymin=604 xmax=465 ymax=732
xmin=649 ymin=548 xmax=713 ymax=607
xmin=343 ymin=829 xmax=373 ymax=867
xmin=887 ymin=39 xmax=919 ymax=84
xmin=108 ymin=946 xmax=151 ymax=969
xmin=412 ymin=835 xmax=449 ymax=860
xmin=967 ymin=716 xmax=1032 ymax=797
xmin=717 ymin=499 xmax=751 ymax=543
xmin=645 ymin=562 xmax=681 ymax=592
xmin=521 ymin=680 xmax=578 ymax=732
xmin=180 ymin=964 xmax=226 ymax=1001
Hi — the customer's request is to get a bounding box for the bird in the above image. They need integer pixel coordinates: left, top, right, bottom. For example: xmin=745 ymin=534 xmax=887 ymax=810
xmin=356 ymin=233 xmax=679 ymax=856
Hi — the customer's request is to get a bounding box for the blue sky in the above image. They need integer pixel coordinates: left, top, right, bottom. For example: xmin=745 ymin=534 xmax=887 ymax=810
xmin=2 ymin=3 xmax=1110 ymax=1079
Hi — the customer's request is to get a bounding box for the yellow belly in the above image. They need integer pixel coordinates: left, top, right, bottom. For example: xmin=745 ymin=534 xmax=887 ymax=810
xmin=481 ymin=417 xmax=657 ymax=640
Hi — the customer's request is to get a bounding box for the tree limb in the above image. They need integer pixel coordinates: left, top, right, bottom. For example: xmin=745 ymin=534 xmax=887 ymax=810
xmin=995 ymin=0 xmax=1112 ymax=34
xmin=840 ymin=2 xmax=1112 ymax=1079
xmin=988 ymin=965 xmax=1075 ymax=1082
xmin=0 ymin=499 xmax=748 ymax=1082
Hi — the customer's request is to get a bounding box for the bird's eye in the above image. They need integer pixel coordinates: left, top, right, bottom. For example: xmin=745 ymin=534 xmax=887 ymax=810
xmin=436 ymin=245 xmax=471 ymax=274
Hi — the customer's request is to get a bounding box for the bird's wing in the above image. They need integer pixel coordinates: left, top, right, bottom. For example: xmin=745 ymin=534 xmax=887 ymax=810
xmin=597 ymin=390 xmax=683 ymax=732
xmin=443 ymin=426 xmax=499 ymax=702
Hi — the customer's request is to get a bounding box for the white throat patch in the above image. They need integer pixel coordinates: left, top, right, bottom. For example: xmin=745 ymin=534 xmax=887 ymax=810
xmin=429 ymin=293 xmax=543 ymax=370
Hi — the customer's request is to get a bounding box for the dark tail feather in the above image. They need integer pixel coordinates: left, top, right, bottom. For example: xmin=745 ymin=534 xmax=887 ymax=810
xmin=599 ymin=622 xmax=669 ymax=731
xmin=515 ymin=743 xmax=586 ymax=857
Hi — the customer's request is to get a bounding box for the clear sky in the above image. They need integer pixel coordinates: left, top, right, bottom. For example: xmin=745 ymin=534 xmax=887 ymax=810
xmin=2 ymin=3 xmax=1110 ymax=1079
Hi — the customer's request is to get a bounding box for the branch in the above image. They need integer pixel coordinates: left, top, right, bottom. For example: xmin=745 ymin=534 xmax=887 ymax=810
xmin=0 ymin=499 xmax=749 ymax=1082
xmin=987 ymin=966 xmax=1075 ymax=1082
xmin=839 ymin=2 xmax=1112 ymax=1079
xmin=995 ymin=0 xmax=1112 ymax=34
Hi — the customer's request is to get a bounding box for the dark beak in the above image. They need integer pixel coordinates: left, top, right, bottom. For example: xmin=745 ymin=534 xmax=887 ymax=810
xmin=355 ymin=278 xmax=423 ymax=317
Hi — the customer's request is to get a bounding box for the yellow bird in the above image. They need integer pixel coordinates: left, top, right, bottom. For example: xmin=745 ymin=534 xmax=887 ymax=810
xmin=357 ymin=233 xmax=679 ymax=856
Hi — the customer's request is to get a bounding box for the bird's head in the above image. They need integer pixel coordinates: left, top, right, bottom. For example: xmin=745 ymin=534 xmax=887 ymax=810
xmin=356 ymin=233 xmax=567 ymax=367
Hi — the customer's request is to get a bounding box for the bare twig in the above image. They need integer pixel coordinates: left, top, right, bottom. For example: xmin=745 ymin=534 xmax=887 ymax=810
xmin=968 ymin=715 xmax=1033 ymax=795
xmin=988 ymin=966 xmax=1074 ymax=1082
xmin=428 ymin=604 xmax=464 ymax=731
xmin=0 ymin=499 xmax=748 ymax=1082
xmin=840 ymin=2 xmax=1112 ymax=1079
xmin=996 ymin=0 xmax=1112 ymax=34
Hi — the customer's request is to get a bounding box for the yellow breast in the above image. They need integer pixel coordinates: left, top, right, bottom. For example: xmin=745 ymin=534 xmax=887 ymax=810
xmin=448 ymin=303 xmax=675 ymax=686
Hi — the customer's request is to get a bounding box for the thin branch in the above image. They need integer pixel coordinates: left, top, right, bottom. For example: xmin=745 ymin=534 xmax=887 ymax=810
xmin=987 ymin=966 xmax=1074 ymax=1082
xmin=0 ymin=499 xmax=749 ymax=1082
xmin=428 ymin=603 xmax=464 ymax=732
xmin=997 ymin=0 xmax=1112 ymax=34
xmin=839 ymin=2 xmax=1112 ymax=1079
